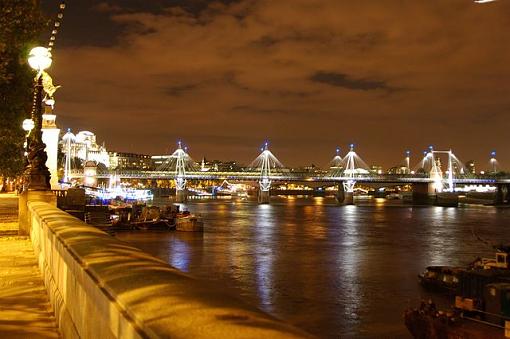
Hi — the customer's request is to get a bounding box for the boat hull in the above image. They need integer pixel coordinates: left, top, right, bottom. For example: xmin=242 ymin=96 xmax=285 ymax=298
xmin=176 ymin=217 xmax=204 ymax=232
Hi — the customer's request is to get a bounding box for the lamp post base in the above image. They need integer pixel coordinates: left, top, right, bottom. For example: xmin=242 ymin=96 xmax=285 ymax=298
xmin=24 ymin=172 xmax=51 ymax=191
xmin=23 ymin=164 xmax=51 ymax=191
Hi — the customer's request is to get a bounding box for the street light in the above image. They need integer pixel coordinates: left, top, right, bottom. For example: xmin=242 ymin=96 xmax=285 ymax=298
xmin=22 ymin=119 xmax=34 ymax=132
xmin=28 ymin=47 xmax=52 ymax=71
xmin=23 ymin=46 xmax=52 ymax=191
xmin=490 ymin=150 xmax=498 ymax=173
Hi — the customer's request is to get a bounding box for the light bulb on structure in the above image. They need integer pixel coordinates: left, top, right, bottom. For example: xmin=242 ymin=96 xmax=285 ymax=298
xmin=28 ymin=47 xmax=52 ymax=71
xmin=22 ymin=119 xmax=34 ymax=132
xmin=45 ymin=98 xmax=55 ymax=108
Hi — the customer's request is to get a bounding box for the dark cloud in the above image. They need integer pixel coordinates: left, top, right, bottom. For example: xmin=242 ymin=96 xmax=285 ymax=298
xmin=310 ymin=71 xmax=389 ymax=91
xmin=162 ymin=83 xmax=200 ymax=96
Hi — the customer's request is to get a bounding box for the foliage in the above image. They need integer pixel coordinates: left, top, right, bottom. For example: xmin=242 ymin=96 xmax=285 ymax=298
xmin=0 ymin=0 xmax=44 ymax=179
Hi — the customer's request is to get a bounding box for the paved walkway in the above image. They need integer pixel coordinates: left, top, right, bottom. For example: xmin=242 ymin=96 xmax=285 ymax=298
xmin=0 ymin=193 xmax=60 ymax=338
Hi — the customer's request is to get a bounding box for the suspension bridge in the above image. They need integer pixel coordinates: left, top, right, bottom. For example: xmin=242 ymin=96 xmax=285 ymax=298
xmin=61 ymin=137 xmax=510 ymax=205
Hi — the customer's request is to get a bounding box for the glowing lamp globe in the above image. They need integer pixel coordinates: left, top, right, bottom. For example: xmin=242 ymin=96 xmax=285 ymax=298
xmin=22 ymin=119 xmax=34 ymax=131
xmin=45 ymin=98 xmax=55 ymax=107
xmin=28 ymin=47 xmax=52 ymax=71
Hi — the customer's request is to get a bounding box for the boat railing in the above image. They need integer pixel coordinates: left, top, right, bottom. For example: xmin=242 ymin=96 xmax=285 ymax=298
xmin=461 ymin=308 xmax=510 ymax=330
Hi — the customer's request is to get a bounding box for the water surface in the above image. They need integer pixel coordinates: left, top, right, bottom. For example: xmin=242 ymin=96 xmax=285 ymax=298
xmin=116 ymin=197 xmax=510 ymax=338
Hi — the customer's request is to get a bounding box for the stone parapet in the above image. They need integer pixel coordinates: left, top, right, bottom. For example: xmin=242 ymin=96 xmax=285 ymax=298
xmin=27 ymin=201 xmax=312 ymax=339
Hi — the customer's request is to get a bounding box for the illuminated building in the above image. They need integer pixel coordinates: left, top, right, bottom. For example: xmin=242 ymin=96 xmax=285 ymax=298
xmin=463 ymin=160 xmax=475 ymax=174
xmin=370 ymin=165 xmax=383 ymax=175
xmin=152 ymin=155 xmax=171 ymax=168
xmin=61 ymin=130 xmax=110 ymax=168
xmin=109 ymin=152 xmax=153 ymax=170
xmin=199 ymin=158 xmax=242 ymax=172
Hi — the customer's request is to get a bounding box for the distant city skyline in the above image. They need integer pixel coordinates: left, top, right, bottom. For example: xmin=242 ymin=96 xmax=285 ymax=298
xmin=42 ymin=0 xmax=510 ymax=168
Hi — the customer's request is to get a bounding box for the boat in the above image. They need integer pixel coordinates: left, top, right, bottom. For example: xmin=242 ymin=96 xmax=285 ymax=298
xmin=130 ymin=205 xmax=176 ymax=230
xmin=418 ymin=266 xmax=463 ymax=293
xmin=418 ymin=247 xmax=510 ymax=294
xmin=386 ymin=193 xmax=401 ymax=200
xmin=470 ymin=246 xmax=510 ymax=270
xmin=404 ymin=300 xmax=507 ymax=339
xmin=175 ymin=211 xmax=204 ymax=232
xmin=406 ymin=246 xmax=510 ymax=338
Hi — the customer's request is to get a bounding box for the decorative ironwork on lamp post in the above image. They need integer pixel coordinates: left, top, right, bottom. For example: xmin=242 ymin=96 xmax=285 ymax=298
xmin=23 ymin=47 xmax=53 ymax=191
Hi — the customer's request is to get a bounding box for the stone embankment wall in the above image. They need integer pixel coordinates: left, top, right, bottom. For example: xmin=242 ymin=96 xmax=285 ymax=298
xmin=28 ymin=201 xmax=311 ymax=339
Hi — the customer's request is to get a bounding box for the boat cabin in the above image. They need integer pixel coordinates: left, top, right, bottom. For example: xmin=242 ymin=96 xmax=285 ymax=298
xmin=475 ymin=249 xmax=510 ymax=270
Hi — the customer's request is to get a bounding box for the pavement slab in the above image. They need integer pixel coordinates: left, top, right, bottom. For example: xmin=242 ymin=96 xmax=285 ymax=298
xmin=0 ymin=194 xmax=60 ymax=338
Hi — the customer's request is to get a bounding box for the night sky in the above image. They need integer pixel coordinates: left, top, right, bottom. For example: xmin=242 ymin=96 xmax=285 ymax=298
xmin=42 ymin=0 xmax=510 ymax=169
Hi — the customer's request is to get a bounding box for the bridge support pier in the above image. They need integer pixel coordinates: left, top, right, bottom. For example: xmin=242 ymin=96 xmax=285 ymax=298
xmin=494 ymin=184 xmax=509 ymax=205
xmin=258 ymin=176 xmax=271 ymax=204
xmin=175 ymin=176 xmax=187 ymax=203
xmin=340 ymin=180 xmax=355 ymax=205
xmin=335 ymin=184 xmax=345 ymax=204
xmin=410 ymin=182 xmax=436 ymax=205
xmin=343 ymin=192 xmax=354 ymax=205
xmin=258 ymin=190 xmax=270 ymax=204
xmin=175 ymin=189 xmax=187 ymax=203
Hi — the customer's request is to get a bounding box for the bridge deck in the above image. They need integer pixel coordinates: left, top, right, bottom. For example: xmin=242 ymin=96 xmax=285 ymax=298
xmin=69 ymin=170 xmax=505 ymax=184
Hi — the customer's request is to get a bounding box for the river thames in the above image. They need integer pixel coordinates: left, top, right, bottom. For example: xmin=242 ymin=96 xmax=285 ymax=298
xmin=116 ymin=197 xmax=510 ymax=338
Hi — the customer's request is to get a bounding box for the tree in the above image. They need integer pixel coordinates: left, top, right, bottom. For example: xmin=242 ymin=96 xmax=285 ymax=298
xmin=0 ymin=1 xmax=44 ymax=190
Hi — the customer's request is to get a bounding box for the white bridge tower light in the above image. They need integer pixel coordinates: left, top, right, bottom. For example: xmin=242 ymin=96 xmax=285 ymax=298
xmin=175 ymin=141 xmax=188 ymax=193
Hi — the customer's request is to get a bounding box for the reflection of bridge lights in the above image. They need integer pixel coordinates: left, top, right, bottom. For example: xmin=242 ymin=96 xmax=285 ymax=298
xmin=314 ymin=196 xmax=324 ymax=205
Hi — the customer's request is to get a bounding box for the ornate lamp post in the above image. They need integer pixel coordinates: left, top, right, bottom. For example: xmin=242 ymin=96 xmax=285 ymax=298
xmin=23 ymin=47 xmax=53 ymax=191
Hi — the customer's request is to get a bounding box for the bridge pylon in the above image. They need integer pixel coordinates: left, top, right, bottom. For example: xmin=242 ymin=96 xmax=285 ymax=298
xmin=175 ymin=142 xmax=188 ymax=202
xmin=156 ymin=141 xmax=195 ymax=202
xmin=338 ymin=144 xmax=370 ymax=205
xmin=250 ymin=141 xmax=283 ymax=204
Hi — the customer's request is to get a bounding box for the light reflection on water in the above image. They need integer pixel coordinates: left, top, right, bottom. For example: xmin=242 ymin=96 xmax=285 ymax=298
xmin=254 ymin=204 xmax=275 ymax=312
xmin=116 ymin=197 xmax=510 ymax=338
